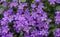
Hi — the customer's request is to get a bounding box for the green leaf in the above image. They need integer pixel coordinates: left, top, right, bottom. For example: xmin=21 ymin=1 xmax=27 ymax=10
xmin=0 ymin=4 xmax=3 ymax=8
xmin=6 ymin=0 xmax=12 ymax=3
xmin=13 ymin=35 xmax=17 ymax=37
xmin=0 ymin=14 xmax=4 ymax=19
xmin=32 ymin=0 xmax=34 ymax=3
xmin=56 ymin=6 xmax=60 ymax=11
xmin=26 ymin=0 xmax=34 ymax=3
xmin=19 ymin=0 xmax=26 ymax=3
xmin=19 ymin=31 xmax=24 ymax=37
xmin=48 ymin=32 xmax=54 ymax=37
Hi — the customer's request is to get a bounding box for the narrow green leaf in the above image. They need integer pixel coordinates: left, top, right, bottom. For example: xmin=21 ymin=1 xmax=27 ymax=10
xmin=19 ymin=0 xmax=26 ymax=3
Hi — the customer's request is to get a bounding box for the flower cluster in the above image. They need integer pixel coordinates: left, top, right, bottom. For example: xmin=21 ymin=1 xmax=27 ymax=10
xmin=0 ymin=0 xmax=60 ymax=37
xmin=48 ymin=0 xmax=60 ymax=4
xmin=55 ymin=11 xmax=60 ymax=24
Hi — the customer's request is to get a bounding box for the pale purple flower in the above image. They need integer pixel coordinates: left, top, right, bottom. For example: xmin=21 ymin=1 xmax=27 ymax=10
xmin=54 ymin=28 xmax=60 ymax=37
xmin=55 ymin=11 xmax=60 ymax=24
xmin=18 ymin=2 xmax=27 ymax=9
xmin=0 ymin=0 xmax=6 ymax=2
xmin=2 ymin=2 xmax=7 ymax=7
xmin=48 ymin=0 xmax=56 ymax=4
xmin=9 ymin=2 xmax=18 ymax=8
xmin=31 ymin=3 xmax=36 ymax=8
xmin=56 ymin=0 xmax=60 ymax=4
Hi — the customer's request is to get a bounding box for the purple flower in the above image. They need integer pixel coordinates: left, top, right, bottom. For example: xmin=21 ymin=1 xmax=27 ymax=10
xmin=31 ymin=30 xmax=40 ymax=37
xmin=2 ymin=32 xmax=13 ymax=37
xmin=34 ymin=0 xmax=41 ymax=2
xmin=17 ymin=9 xmax=23 ymax=14
xmin=39 ymin=30 xmax=49 ymax=36
xmin=53 ymin=28 xmax=60 ymax=37
xmin=13 ymin=21 xmax=24 ymax=33
xmin=36 ymin=3 xmax=44 ymax=13
xmin=23 ymin=26 xmax=31 ymax=33
xmin=0 ymin=8 xmax=3 ymax=14
xmin=3 ymin=9 xmax=13 ymax=17
xmin=1 ymin=26 xmax=9 ymax=35
xmin=48 ymin=0 xmax=56 ymax=4
xmin=24 ymin=33 xmax=32 ymax=37
xmin=56 ymin=0 xmax=60 ymax=4
xmin=2 ymin=2 xmax=7 ymax=7
xmin=8 ymin=15 xmax=15 ymax=22
xmin=31 ymin=3 xmax=36 ymax=8
xmin=0 ymin=0 xmax=6 ymax=2
xmin=18 ymin=2 xmax=27 ymax=9
xmin=55 ymin=11 xmax=60 ymax=24
xmin=9 ymin=2 xmax=18 ymax=8
xmin=1 ymin=19 xmax=8 ymax=26
xmin=14 ymin=14 xmax=26 ymax=21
